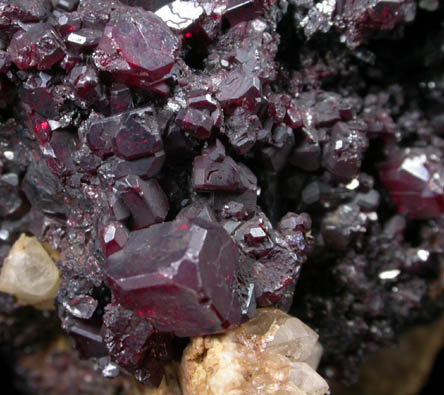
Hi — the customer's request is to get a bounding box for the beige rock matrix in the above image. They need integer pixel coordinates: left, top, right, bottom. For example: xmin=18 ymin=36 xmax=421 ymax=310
xmin=0 ymin=234 xmax=60 ymax=308
xmin=180 ymin=308 xmax=328 ymax=395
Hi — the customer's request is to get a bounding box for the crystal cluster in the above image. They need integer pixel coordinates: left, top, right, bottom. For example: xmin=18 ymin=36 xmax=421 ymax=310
xmin=0 ymin=0 xmax=443 ymax=391
xmin=180 ymin=308 xmax=328 ymax=394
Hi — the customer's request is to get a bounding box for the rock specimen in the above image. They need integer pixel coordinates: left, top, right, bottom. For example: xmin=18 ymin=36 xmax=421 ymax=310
xmin=0 ymin=0 xmax=443 ymax=392
xmin=0 ymin=234 xmax=59 ymax=308
xmin=180 ymin=308 xmax=328 ymax=395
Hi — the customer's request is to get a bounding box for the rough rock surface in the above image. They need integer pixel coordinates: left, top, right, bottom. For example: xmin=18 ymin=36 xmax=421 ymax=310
xmin=0 ymin=234 xmax=59 ymax=308
xmin=179 ymin=308 xmax=328 ymax=395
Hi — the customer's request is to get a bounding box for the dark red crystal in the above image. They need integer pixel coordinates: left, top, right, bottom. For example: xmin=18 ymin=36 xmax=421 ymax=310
xmin=99 ymin=221 xmax=130 ymax=257
xmin=93 ymin=9 xmax=180 ymax=88
xmin=114 ymin=118 xmax=163 ymax=160
xmin=176 ymin=107 xmax=213 ymax=139
xmin=379 ymin=147 xmax=444 ymax=219
xmin=105 ymin=218 xmax=243 ymax=336
xmin=216 ymin=68 xmax=262 ymax=113
xmin=114 ymin=176 xmax=169 ymax=230
xmin=103 ymin=302 xmax=170 ymax=388
xmin=323 ymin=122 xmax=368 ymax=180
xmin=8 ymin=23 xmax=65 ymax=70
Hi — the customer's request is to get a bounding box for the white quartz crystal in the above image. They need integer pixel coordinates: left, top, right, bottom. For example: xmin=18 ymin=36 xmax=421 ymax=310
xmin=180 ymin=308 xmax=328 ymax=395
xmin=0 ymin=234 xmax=60 ymax=307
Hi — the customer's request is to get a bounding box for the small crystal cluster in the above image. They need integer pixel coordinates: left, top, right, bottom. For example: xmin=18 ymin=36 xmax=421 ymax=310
xmin=0 ymin=0 xmax=443 ymax=391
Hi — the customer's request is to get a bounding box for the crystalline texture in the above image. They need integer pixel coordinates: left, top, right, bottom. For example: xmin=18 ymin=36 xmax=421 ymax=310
xmin=231 ymin=212 xmax=307 ymax=310
xmin=180 ymin=308 xmax=328 ymax=395
xmin=0 ymin=0 xmax=51 ymax=26
xmin=192 ymin=155 xmax=241 ymax=191
xmin=323 ymin=122 xmax=368 ymax=180
xmin=216 ymin=68 xmax=262 ymax=113
xmin=379 ymin=147 xmax=444 ymax=219
xmin=113 ymin=176 xmax=169 ymax=230
xmin=176 ymin=107 xmax=214 ymax=139
xmin=105 ymin=218 xmax=243 ymax=337
xmin=103 ymin=303 xmax=171 ymax=387
xmin=8 ymin=23 xmax=65 ymax=70
xmin=155 ymin=0 xmax=204 ymax=32
xmin=114 ymin=117 xmax=163 ymax=160
xmin=93 ymin=9 xmax=180 ymax=87
xmin=99 ymin=221 xmax=130 ymax=257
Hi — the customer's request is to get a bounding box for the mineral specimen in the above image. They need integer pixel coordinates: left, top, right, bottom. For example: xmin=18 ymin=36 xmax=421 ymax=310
xmin=0 ymin=0 xmax=443 ymax=392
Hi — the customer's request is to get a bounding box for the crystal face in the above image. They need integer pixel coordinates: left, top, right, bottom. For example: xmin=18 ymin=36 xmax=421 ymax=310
xmin=114 ymin=118 xmax=163 ymax=160
xmin=323 ymin=122 xmax=368 ymax=180
xmin=216 ymin=68 xmax=262 ymax=113
xmin=0 ymin=0 xmax=51 ymax=26
xmin=105 ymin=218 xmax=243 ymax=337
xmin=155 ymin=0 xmax=204 ymax=32
xmin=176 ymin=107 xmax=214 ymax=139
xmin=103 ymin=303 xmax=171 ymax=387
xmin=8 ymin=23 xmax=65 ymax=70
xmin=93 ymin=9 xmax=180 ymax=88
xmin=229 ymin=211 xmax=310 ymax=310
xmin=379 ymin=147 xmax=444 ymax=219
xmin=113 ymin=176 xmax=169 ymax=230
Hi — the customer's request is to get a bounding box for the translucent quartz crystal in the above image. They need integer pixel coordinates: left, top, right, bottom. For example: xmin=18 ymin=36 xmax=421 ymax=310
xmin=180 ymin=308 xmax=328 ymax=395
xmin=0 ymin=234 xmax=59 ymax=307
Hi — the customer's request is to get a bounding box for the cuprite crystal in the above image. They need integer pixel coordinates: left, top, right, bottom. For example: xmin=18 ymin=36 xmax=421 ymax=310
xmin=110 ymin=83 xmax=134 ymax=114
xmin=113 ymin=176 xmax=169 ymax=230
xmin=379 ymin=147 xmax=444 ymax=219
xmin=113 ymin=117 xmax=163 ymax=160
xmin=323 ymin=122 xmax=369 ymax=180
xmin=62 ymin=295 xmax=98 ymax=320
xmin=261 ymin=124 xmax=295 ymax=172
xmin=99 ymin=220 xmax=129 ymax=258
xmin=321 ymin=203 xmax=369 ymax=250
xmin=176 ymin=107 xmax=213 ymax=139
xmin=192 ymin=142 xmax=243 ymax=191
xmin=87 ymin=115 xmax=121 ymax=159
xmin=155 ymin=0 xmax=204 ymax=32
xmin=0 ymin=0 xmax=51 ymax=26
xmin=67 ymin=65 xmax=100 ymax=100
xmin=102 ymin=302 xmax=171 ymax=387
xmin=216 ymin=68 xmax=262 ymax=113
xmin=22 ymin=160 xmax=67 ymax=216
xmin=8 ymin=23 xmax=65 ymax=70
xmin=105 ymin=218 xmax=244 ymax=337
xmin=114 ymin=152 xmax=165 ymax=180
xmin=69 ymin=319 xmax=108 ymax=359
xmin=230 ymin=211 xmax=310 ymax=310
xmin=93 ymin=9 xmax=180 ymax=88
xmin=86 ymin=108 xmax=163 ymax=161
